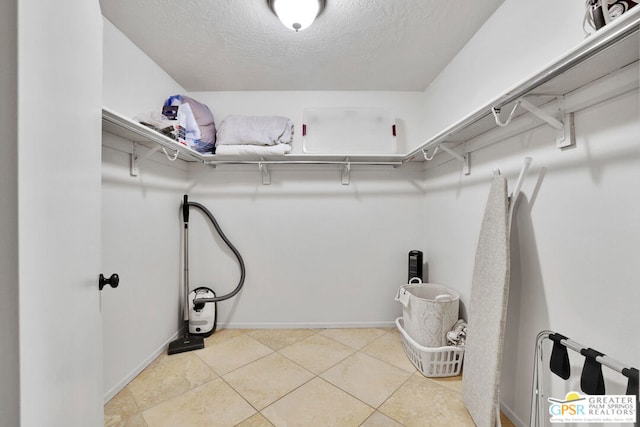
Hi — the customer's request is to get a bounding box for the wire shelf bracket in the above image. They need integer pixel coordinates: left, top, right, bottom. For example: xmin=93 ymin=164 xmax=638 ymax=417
xmin=258 ymin=162 xmax=271 ymax=185
xmin=342 ymin=159 xmax=351 ymax=185
xmin=423 ymin=144 xmax=470 ymax=176
xmin=129 ymin=143 xmax=179 ymax=177
xmin=491 ymin=96 xmax=576 ymax=150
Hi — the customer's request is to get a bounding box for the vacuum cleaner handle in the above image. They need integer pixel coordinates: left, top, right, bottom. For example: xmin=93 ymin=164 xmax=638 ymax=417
xmin=182 ymin=195 xmax=190 ymax=324
xmin=183 ymin=195 xmax=190 ymax=224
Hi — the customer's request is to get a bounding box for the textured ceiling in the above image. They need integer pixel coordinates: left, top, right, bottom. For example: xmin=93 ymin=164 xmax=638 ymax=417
xmin=100 ymin=0 xmax=504 ymax=91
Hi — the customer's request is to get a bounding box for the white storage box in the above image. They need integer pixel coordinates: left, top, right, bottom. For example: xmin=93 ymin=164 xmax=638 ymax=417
xmin=302 ymin=107 xmax=397 ymax=154
xmin=395 ymin=279 xmax=460 ymax=347
xmin=396 ymin=317 xmax=464 ymax=377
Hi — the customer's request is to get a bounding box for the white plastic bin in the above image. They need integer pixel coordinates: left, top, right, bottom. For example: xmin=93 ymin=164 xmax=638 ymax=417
xmin=396 ymin=318 xmax=464 ymax=377
xmin=395 ymin=278 xmax=460 ymax=347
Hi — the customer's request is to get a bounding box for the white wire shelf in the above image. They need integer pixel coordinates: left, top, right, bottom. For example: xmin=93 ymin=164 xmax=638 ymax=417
xmin=102 ymin=9 xmax=640 ymax=178
xmin=102 ymin=107 xmax=405 ymax=166
xmin=404 ymin=10 xmax=640 ymax=164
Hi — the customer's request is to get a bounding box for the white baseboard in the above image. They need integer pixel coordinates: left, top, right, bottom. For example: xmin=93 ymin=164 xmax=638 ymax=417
xmin=501 ymin=401 xmax=526 ymax=427
xmin=218 ymin=320 xmax=397 ymax=329
xmin=103 ymin=330 xmax=180 ymax=404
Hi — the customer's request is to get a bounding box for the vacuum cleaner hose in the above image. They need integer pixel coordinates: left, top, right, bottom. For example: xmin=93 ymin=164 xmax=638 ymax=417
xmin=187 ymin=200 xmax=246 ymax=304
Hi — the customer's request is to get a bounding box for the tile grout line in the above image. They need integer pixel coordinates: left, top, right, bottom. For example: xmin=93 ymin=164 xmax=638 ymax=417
xmin=210 ymin=330 xmax=323 ymax=425
xmin=131 ymin=333 xmax=255 ymax=420
xmin=358 ymin=411 xmax=407 ymax=427
xmin=372 ymin=370 xmax=416 ymax=426
xmin=107 ymin=328 xmax=429 ymax=426
xmin=216 ymin=373 xmax=263 ymax=424
xmin=357 ymin=331 xmax=418 ymax=375
xmin=242 ymin=331 xmax=388 ymax=425
xmin=207 ymin=348 xmax=278 ymax=420
xmin=207 ymin=329 xmax=405 ymax=413
xmin=253 ymin=330 xmax=412 ymax=422
xmin=124 ymin=352 xmax=220 ymax=417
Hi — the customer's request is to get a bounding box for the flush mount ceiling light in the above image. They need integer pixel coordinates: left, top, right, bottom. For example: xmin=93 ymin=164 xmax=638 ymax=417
xmin=268 ymin=0 xmax=326 ymax=32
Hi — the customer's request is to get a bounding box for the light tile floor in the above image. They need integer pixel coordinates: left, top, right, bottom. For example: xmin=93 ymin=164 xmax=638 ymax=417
xmin=105 ymin=328 xmax=516 ymax=427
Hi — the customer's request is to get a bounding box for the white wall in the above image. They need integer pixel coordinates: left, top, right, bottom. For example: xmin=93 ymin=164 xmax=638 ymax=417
xmin=101 ymin=19 xmax=191 ymax=400
xmin=101 ymin=135 xmax=188 ymax=400
xmin=417 ymin=1 xmax=639 ymax=425
xmin=422 ymin=81 xmax=639 ymax=427
xmin=425 ymin=5 xmax=640 ymax=425
xmin=0 ymin=0 xmax=19 ymax=425
xmin=186 ymin=164 xmax=426 ymax=328
xmin=415 ymin=0 xmax=587 ymax=151
xmin=184 ymin=88 xmax=429 ymax=328
xmin=190 ymin=91 xmax=425 ymax=154
xmin=102 ymin=18 xmax=185 ymax=117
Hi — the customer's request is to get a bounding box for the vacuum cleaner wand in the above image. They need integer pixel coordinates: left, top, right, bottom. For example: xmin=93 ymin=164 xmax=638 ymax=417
xmin=167 ymin=195 xmax=205 ymax=355
xmin=182 ymin=194 xmax=190 ymax=327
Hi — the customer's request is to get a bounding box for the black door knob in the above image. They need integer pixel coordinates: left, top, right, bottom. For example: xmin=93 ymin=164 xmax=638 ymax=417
xmin=99 ymin=273 xmax=120 ymax=291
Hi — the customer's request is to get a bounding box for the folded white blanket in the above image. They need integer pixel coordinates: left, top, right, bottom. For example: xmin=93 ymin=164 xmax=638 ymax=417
xmin=216 ymin=115 xmax=294 ymax=146
xmin=214 ymin=144 xmax=291 ymax=156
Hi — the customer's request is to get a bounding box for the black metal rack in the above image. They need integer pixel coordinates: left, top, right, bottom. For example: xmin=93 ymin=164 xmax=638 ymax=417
xmin=531 ymin=330 xmax=638 ymax=426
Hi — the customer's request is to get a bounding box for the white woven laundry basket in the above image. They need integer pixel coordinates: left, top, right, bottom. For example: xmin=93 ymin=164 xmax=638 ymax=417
xmin=395 ymin=279 xmax=460 ymax=347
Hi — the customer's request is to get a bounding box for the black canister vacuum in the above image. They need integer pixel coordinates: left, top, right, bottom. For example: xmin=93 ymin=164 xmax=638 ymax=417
xmin=168 ymin=195 xmax=246 ymax=355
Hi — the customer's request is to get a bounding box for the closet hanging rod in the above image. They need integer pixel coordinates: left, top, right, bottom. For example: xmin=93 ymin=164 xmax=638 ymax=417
xmin=402 ymin=11 xmax=640 ymax=163
xmin=202 ymin=160 xmax=403 ymax=167
xmin=536 ymin=330 xmax=635 ymax=375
